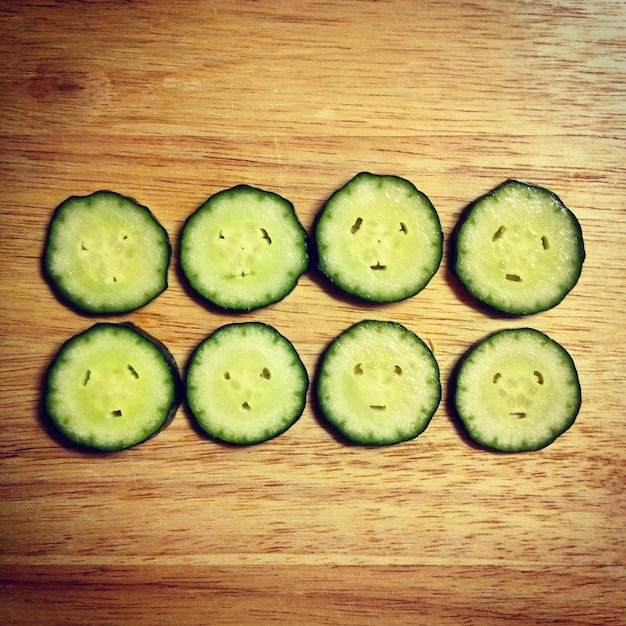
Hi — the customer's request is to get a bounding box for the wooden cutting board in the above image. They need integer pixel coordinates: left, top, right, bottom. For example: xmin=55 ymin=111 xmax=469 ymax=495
xmin=1 ymin=1 xmax=625 ymax=624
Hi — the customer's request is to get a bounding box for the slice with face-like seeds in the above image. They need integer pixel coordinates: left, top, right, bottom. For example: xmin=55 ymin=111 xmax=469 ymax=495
xmin=454 ymin=328 xmax=581 ymax=452
xmin=45 ymin=323 xmax=182 ymax=451
xmin=180 ymin=185 xmax=308 ymax=311
xmin=316 ymin=320 xmax=441 ymax=445
xmin=186 ymin=322 xmax=308 ymax=445
xmin=452 ymin=179 xmax=585 ymax=315
xmin=315 ymin=172 xmax=443 ymax=303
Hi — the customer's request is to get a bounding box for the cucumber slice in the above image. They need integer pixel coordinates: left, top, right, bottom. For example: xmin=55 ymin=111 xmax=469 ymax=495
xmin=180 ymin=185 xmax=308 ymax=311
xmin=186 ymin=322 xmax=308 ymax=445
xmin=454 ymin=328 xmax=581 ymax=452
xmin=316 ymin=320 xmax=441 ymax=445
xmin=453 ymin=180 xmax=585 ymax=315
xmin=315 ymin=172 xmax=443 ymax=303
xmin=45 ymin=323 xmax=182 ymax=452
xmin=44 ymin=191 xmax=171 ymax=314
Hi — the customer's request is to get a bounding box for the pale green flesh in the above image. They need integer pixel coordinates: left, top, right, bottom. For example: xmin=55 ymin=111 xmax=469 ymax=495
xmin=187 ymin=323 xmax=308 ymax=444
xmin=455 ymin=329 xmax=580 ymax=452
xmin=317 ymin=173 xmax=442 ymax=302
xmin=317 ymin=321 xmax=440 ymax=445
xmin=46 ymin=325 xmax=176 ymax=451
xmin=181 ymin=187 xmax=307 ymax=310
xmin=46 ymin=192 xmax=169 ymax=313
xmin=455 ymin=181 xmax=584 ymax=314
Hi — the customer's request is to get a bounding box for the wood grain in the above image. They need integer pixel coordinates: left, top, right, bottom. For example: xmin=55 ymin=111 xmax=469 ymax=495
xmin=1 ymin=1 xmax=625 ymax=624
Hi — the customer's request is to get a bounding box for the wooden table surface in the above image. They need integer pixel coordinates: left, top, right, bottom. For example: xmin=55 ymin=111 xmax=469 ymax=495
xmin=1 ymin=1 xmax=625 ymax=624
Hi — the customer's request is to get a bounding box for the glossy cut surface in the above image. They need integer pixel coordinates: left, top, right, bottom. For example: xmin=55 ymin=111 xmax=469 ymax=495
xmin=187 ymin=322 xmax=308 ymax=444
xmin=454 ymin=328 xmax=581 ymax=451
xmin=316 ymin=173 xmax=443 ymax=303
xmin=45 ymin=191 xmax=171 ymax=314
xmin=317 ymin=320 xmax=441 ymax=445
xmin=180 ymin=185 xmax=308 ymax=311
xmin=453 ymin=180 xmax=585 ymax=314
xmin=45 ymin=323 xmax=181 ymax=451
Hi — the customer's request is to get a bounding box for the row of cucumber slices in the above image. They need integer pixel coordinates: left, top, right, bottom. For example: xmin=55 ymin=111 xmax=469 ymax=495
xmin=44 ymin=174 xmax=585 ymax=316
xmin=45 ymin=320 xmax=581 ymax=454
xmin=43 ymin=173 xmax=585 ymax=454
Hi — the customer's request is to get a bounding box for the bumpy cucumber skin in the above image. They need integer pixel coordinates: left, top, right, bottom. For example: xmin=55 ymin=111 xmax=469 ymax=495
xmin=453 ymin=328 xmax=581 ymax=452
xmin=315 ymin=172 xmax=443 ymax=304
xmin=451 ymin=179 xmax=585 ymax=315
xmin=186 ymin=322 xmax=309 ymax=445
xmin=44 ymin=190 xmax=171 ymax=315
xmin=180 ymin=185 xmax=309 ymax=312
xmin=316 ymin=320 xmax=441 ymax=446
xmin=45 ymin=322 xmax=182 ymax=452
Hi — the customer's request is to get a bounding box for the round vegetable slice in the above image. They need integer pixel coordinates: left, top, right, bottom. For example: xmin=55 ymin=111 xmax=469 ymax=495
xmin=180 ymin=185 xmax=308 ymax=311
xmin=452 ymin=180 xmax=585 ymax=315
xmin=45 ymin=323 xmax=182 ymax=452
xmin=44 ymin=190 xmax=171 ymax=314
xmin=186 ymin=322 xmax=308 ymax=445
xmin=315 ymin=172 xmax=443 ymax=303
xmin=454 ymin=328 xmax=581 ymax=452
xmin=316 ymin=320 xmax=441 ymax=445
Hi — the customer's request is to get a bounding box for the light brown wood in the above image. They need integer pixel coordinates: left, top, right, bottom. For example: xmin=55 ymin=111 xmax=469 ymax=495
xmin=1 ymin=1 xmax=625 ymax=623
